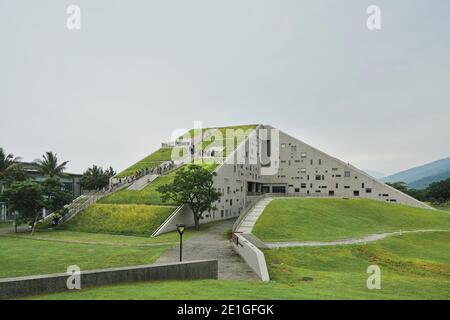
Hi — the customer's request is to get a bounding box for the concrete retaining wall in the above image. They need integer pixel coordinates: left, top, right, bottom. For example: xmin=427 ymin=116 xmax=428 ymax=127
xmin=0 ymin=259 xmax=218 ymax=299
xmin=152 ymin=205 xmax=195 ymax=236
xmin=231 ymin=233 xmax=270 ymax=282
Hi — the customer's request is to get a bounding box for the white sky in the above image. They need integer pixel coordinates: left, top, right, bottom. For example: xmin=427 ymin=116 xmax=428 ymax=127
xmin=1 ymin=0 xmax=449 ymax=175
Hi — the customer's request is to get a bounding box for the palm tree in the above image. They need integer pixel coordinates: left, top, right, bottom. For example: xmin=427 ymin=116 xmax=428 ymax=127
xmin=35 ymin=152 xmax=69 ymax=178
xmin=0 ymin=148 xmax=22 ymax=190
xmin=80 ymin=165 xmax=113 ymax=190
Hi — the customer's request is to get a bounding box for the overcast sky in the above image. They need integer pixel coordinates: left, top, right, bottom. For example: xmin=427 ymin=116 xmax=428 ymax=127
xmin=1 ymin=0 xmax=449 ymax=176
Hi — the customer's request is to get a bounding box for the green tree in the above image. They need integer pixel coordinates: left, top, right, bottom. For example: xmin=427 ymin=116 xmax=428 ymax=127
xmin=157 ymin=165 xmax=221 ymax=230
xmin=35 ymin=152 xmax=69 ymax=178
xmin=105 ymin=166 xmax=116 ymax=178
xmin=41 ymin=177 xmax=74 ymax=213
xmin=386 ymin=181 xmax=409 ymax=193
xmin=427 ymin=178 xmax=450 ymax=203
xmin=80 ymin=165 xmax=115 ymax=191
xmin=1 ymin=181 xmax=44 ymax=234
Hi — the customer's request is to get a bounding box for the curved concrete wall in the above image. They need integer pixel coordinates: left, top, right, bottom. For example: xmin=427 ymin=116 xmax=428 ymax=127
xmin=231 ymin=233 xmax=270 ymax=282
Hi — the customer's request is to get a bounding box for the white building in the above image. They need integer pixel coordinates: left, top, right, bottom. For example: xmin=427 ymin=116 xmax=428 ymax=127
xmin=153 ymin=124 xmax=431 ymax=235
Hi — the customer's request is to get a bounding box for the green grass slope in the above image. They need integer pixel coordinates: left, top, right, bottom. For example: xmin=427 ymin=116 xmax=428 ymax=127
xmin=253 ymin=198 xmax=450 ymax=242
xmin=0 ymin=236 xmax=171 ymax=279
xmin=65 ymin=204 xmax=176 ymax=236
xmin=72 ymin=162 xmax=217 ymax=235
xmin=29 ymin=232 xmax=450 ymax=300
xmin=100 ymin=171 xmax=180 ymax=206
xmin=101 ymin=163 xmax=218 ymax=206
xmin=116 ymin=148 xmax=177 ymax=178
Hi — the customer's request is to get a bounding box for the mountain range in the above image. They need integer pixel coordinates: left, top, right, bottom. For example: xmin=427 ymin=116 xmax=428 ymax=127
xmin=381 ymin=157 xmax=450 ymax=189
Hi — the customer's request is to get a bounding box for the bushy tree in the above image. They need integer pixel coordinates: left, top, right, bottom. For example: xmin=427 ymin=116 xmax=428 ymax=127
xmin=386 ymin=181 xmax=408 ymax=193
xmin=387 ymin=179 xmax=450 ymax=204
xmin=157 ymin=165 xmax=221 ymax=230
xmin=427 ymin=179 xmax=450 ymax=203
xmin=1 ymin=181 xmax=44 ymax=234
xmin=80 ymin=165 xmax=115 ymax=191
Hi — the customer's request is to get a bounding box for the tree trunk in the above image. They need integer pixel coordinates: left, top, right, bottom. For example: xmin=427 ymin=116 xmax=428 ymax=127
xmin=14 ymin=219 xmax=18 ymax=233
xmin=193 ymin=212 xmax=200 ymax=231
xmin=30 ymin=212 xmax=39 ymax=236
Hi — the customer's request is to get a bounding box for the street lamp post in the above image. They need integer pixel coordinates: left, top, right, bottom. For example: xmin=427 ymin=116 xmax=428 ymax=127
xmin=176 ymin=224 xmax=186 ymax=262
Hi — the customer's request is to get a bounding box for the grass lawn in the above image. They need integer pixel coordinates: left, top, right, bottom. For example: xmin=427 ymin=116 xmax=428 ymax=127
xmin=434 ymin=202 xmax=450 ymax=212
xmin=0 ymin=221 xmax=12 ymax=228
xmin=27 ymin=232 xmax=450 ymax=300
xmin=0 ymin=236 xmax=172 ymax=279
xmin=64 ymin=203 xmax=176 ymax=236
xmin=0 ymin=220 xmax=227 ymax=280
xmin=253 ymin=198 xmax=450 ymax=242
xmin=12 ymin=221 xmax=220 ymax=246
xmin=10 ymin=230 xmax=181 ymax=245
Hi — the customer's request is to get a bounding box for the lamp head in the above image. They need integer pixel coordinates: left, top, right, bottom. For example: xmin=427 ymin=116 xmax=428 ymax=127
xmin=177 ymin=224 xmax=186 ymax=235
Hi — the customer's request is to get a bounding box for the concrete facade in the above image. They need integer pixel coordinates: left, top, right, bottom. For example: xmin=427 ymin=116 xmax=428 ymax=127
xmin=208 ymin=124 xmax=432 ymax=221
xmin=261 ymin=127 xmax=431 ymax=209
xmin=155 ymin=124 xmax=431 ymax=233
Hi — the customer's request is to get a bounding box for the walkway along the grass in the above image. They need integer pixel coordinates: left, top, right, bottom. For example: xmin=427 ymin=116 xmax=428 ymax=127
xmin=264 ymin=229 xmax=450 ymax=248
xmin=156 ymin=218 xmax=259 ymax=280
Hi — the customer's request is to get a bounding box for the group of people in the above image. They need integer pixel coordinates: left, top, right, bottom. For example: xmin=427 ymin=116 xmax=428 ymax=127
xmin=110 ymin=160 xmax=176 ymax=189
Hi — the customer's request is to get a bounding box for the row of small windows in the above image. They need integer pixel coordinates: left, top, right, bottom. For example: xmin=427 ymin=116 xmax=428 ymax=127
xmin=278 ymin=171 xmax=355 ymax=181
xmin=292 ymin=184 xmax=372 ymax=193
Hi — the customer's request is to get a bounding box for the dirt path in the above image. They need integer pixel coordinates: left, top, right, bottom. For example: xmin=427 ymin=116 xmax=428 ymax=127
xmin=156 ymin=219 xmax=259 ymax=280
xmin=265 ymin=229 xmax=450 ymax=248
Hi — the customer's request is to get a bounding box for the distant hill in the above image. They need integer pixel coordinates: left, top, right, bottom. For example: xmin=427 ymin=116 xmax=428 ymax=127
xmin=382 ymin=157 xmax=450 ymax=189
xmin=363 ymin=169 xmax=386 ymax=179
xmin=408 ymin=170 xmax=450 ymax=189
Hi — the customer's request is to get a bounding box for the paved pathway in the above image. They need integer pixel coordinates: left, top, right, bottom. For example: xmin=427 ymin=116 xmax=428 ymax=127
xmin=265 ymin=229 xmax=450 ymax=248
xmin=235 ymin=197 xmax=273 ymax=233
xmin=156 ymin=219 xmax=259 ymax=280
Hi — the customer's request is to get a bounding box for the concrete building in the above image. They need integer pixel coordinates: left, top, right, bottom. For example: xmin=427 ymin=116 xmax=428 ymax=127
xmin=19 ymin=162 xmax=82 ymax=198
xmin=0 ymin=162 xmax=82 ymax=221
xmin=153 ymin=124 xmax=431 ymax=234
